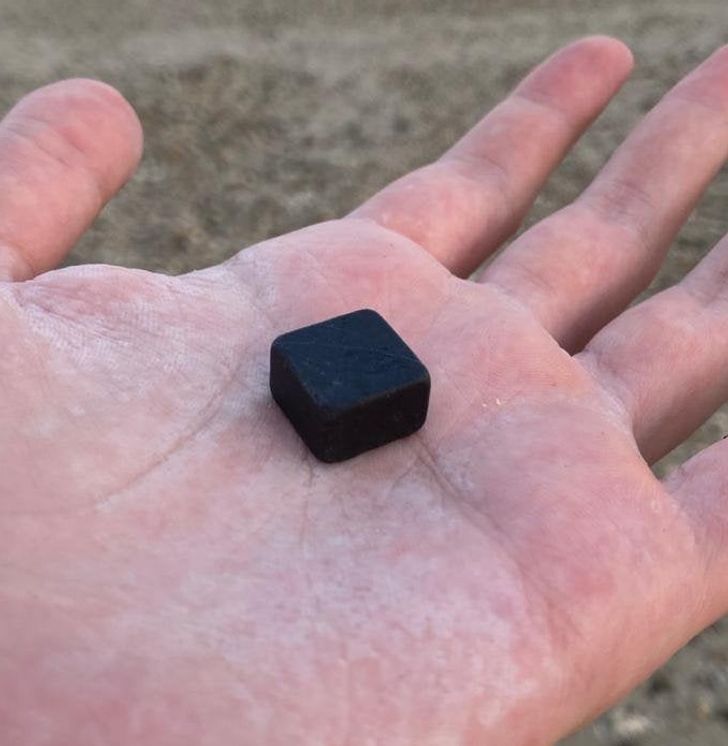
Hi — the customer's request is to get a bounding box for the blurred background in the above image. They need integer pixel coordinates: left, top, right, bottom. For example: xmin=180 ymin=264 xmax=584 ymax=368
xmin=4 ymin=0 xmax=728 ymax=743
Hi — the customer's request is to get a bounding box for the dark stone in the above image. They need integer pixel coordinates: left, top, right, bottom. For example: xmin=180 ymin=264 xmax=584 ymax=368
xmin=270 ymin=309 xmax=430 ymax=463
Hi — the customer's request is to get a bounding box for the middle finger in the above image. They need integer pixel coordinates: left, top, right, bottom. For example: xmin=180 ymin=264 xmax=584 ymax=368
xmin=482 ymin=45 xmax=728 ymax=351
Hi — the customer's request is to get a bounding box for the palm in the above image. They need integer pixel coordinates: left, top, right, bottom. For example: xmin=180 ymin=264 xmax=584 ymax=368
xmin=5 ymin=37 xmax=728 ymax=746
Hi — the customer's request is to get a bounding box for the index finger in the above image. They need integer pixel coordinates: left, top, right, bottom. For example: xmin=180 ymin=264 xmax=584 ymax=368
xmin=351 ymin=36 xmax=634 ymax=276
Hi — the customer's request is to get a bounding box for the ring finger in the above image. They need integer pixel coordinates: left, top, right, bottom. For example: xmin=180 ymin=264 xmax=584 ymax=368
xmin=577 ymin=232 xmax=728 ymax=464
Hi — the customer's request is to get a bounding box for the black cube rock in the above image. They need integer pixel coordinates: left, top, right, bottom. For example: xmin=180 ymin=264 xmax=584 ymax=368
xmin=270 ymin=309 xmax=430 ymax=462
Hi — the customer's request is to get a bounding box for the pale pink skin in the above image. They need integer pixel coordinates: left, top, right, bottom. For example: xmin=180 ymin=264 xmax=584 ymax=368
xmin=3 ymin=36 xmax=728 ymax=745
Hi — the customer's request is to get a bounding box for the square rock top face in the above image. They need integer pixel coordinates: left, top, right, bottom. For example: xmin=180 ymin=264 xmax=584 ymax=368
xmin=270 ymin=309 xmax=430 ymax=462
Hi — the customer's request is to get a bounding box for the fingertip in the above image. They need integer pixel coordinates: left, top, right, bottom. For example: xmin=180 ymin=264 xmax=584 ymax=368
xmin=571 ymin=35 xmax=634 ymax=68
xmin=67 ymin=78 xmax=144 ymax=167
xmin=556 ymin=35 xmax=635 ymax=87
xmin=10 ymin=77 xmax=144 ymax=189
xmin=61 ymin=78 xmax=144 ymax=179
xmin=516 ymin=35 xmax=634 ymax=115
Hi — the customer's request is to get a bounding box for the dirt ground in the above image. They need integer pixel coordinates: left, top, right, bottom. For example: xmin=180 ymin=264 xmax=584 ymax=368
xmin=4 ymin=0 xmax=728 ymax=743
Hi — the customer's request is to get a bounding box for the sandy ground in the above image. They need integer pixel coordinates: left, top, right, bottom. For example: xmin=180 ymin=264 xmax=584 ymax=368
xmin=4 ymin=0 xmax=728 ymax=743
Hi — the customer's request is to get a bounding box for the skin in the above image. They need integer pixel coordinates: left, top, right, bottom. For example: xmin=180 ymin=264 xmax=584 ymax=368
xmin=3 ymin=35 xmax=728 ymax=745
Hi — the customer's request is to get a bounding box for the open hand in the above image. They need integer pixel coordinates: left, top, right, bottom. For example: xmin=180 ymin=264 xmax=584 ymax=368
xmin=3 ymin=37 xmax=728 ymax=745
